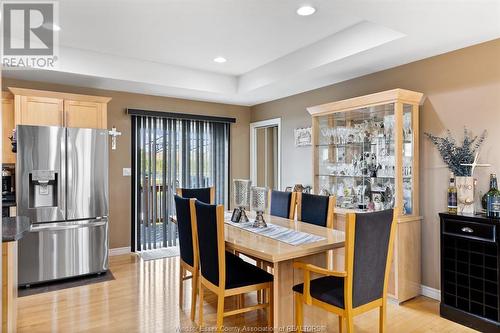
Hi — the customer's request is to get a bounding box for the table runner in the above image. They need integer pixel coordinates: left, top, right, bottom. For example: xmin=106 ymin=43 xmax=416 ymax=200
xmin=224 ymin=214 xmax=325 ymax=246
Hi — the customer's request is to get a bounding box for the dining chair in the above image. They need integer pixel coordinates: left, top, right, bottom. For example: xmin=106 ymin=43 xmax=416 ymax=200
xmin=173 ymin=195 xmax=198 ymax=321
xmin=296 ymin=192 xmax=336 ymax=268
xmin=292 ymin=209 xmax=397 ymax=333
xmin=268 ymin=189 xmax=297 ymax=219
xmin=176 ymin=186 xmax=215 ymax=204
xmin=296 ymin=192 xmax=335 ymax=228
xmin=190 ymin=200 xmax=274 ymax=331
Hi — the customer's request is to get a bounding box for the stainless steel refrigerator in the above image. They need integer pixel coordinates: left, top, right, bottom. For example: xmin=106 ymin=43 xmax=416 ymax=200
xmin=17 ymin=125 xmax=109 ymax=286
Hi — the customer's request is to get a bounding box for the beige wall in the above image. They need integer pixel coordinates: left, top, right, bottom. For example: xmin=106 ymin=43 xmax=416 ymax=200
xmin=3 ymin=78 xmax=251 ymax=249
xmin=251 ymin=38 xmax=500 ymax=290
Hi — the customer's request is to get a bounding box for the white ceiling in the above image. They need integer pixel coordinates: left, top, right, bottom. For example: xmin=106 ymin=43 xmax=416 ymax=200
xmin=4 ymin=0 xmax=500 ymax=106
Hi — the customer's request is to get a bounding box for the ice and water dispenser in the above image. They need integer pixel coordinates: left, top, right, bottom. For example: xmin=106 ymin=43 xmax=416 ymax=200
xmin=29 ymin=170 xmax=58 ymax=208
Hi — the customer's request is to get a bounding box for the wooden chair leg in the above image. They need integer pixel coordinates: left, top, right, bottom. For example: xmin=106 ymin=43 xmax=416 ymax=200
xmin=198 ymin=283 xmax=204 ymax=327
xmin=216 ymin=294 xmax=225 ymax=333
xmin=179 ymin=266 xmax=184 ymax=308
xmin=239 ymin=294 xmax=245 ymax=309
xmin=345 ymin=312 xmax=354 ymax=333
xmin=267 ymin=286 xmax=273 ymax=329
xmin=338 ymin=315 xmax=343 ymax=333
xmin=190 ymin=271 xmax=198 ymax=321
xmin=295 ymin=293 xmax=303 ymax=333
xmin=256 ymin=260 xmax=263 ymax=304
xmin=379 ymin=304 xmax=386 ymax=333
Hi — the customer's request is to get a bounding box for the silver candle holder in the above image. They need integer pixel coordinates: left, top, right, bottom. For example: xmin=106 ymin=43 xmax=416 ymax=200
xmin=233 ymin=179 xmax=251 ymax=223
xmin=251 ymin=186 xmax=268 ymax=228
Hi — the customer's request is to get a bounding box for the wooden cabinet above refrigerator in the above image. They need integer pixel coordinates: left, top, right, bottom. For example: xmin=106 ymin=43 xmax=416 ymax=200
xmin=7 ymin=87 xmax=111 ymax=129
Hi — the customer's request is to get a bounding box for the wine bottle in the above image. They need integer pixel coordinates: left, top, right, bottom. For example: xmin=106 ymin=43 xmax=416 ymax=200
xmin=486 ymin=173 xmax=500 ymax=218
xmin=447 ymin=172 xmax=457 ymax=214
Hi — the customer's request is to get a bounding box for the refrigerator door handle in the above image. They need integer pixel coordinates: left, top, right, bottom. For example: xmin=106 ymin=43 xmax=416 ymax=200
xmin=30 ymin=220 xmax=107 ymax=232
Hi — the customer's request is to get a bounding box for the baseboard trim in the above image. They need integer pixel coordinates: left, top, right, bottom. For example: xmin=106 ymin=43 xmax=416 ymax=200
xmin=109 ymin=247 xmax=131 ymax=256
xmin=421 ymin=284 xmax=441 ymax=301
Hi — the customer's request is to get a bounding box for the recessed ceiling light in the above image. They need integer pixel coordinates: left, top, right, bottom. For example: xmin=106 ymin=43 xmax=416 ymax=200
xmin=213 ymin=57 xmax=227 ymax=63
xmin=296 ymin=5 xmax=316 ymax=16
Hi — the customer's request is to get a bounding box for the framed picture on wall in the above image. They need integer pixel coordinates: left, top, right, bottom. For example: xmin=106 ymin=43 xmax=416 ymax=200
xmin=294 ymin=127 xmax=312 ymax=147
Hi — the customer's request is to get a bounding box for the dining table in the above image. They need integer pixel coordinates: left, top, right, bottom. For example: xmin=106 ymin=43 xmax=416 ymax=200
xmin=173 ymin=210 xmax=345 ymax=330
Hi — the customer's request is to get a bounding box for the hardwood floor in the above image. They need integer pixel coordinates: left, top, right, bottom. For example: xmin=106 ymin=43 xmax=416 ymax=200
xmin=18 ymin=254 xmax=477 ymax=333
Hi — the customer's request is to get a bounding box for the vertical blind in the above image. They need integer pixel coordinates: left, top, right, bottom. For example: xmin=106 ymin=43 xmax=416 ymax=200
xmin=131 ymin=112 xmax=231 ymax=251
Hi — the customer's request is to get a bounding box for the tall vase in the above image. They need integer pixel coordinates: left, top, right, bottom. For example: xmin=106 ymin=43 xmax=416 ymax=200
xmin=456 ymin=176 xmax=475 ymax=214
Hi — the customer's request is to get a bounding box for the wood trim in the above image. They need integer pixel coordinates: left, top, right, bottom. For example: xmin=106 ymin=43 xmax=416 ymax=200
xmin=216 ymin=205 xmax=227 ymax=291
xmin=306 ymin=89 xmax=424 ymax=116
xmin=344 ymin=213 xmax=356 ymax=313
xmin=8 ymin=87 xmax=112 ymax=103
xmin=289 ymin=191 xmax=297 ymax=220
xmin=293 ymin=262 xmax=346 ymax=278
xmin=326 ymin=196 xmax=336 ymax=229
xmin=296 ymin=192 xmax=302 ymax=221
xmin=223 ymin=303 xmax=268 ymax=317
xmin=267 ymin=189 xmax=272 ymax=215
xmin=186 ymin=198 xmax=199 ymax=321
xmin=209 ymin=187 xmax=216 ymax=204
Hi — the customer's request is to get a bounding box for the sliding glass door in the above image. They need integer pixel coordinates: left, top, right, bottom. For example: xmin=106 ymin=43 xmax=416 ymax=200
xmin=131 ymin=114 xmax=230 ymax=251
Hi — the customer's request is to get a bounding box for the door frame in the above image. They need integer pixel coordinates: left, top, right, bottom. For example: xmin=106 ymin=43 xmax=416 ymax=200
xmin=250 ymin=118 xmax=281 ymax=190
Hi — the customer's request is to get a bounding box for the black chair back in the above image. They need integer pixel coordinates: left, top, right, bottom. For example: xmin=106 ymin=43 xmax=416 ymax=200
xmin=174 ymin=195 xmax=194 ymax=267
xmin=300 ymin=193 xmax=330 ymax=227
xmin=270 ymin=190 xmax=293 ymax=218
xmin=194 ymin=200 xmax=221 ymax=286
xmin=352 ymin=209 xmax=394 ymax=307
xmin=180 ymin=187 xmax=212 ymax=204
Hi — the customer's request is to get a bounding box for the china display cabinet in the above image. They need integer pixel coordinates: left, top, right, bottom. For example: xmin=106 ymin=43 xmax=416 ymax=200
xmin=307 ymin=89 xmax=424 ymax=302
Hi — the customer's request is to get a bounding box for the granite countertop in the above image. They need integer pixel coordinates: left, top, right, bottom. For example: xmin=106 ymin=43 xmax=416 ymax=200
xmin=3 ymin=216 xmax=30 ymax=242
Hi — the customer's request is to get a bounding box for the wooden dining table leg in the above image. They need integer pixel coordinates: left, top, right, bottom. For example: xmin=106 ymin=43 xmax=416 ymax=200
xmin=273 ymin=252 xmax=333 ymax=331
xmin=273 ymin=259 xmax=293 ymax=331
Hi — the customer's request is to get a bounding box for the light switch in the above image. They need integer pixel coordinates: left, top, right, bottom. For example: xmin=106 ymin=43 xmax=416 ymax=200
xmin=123 ymin=168 xmax=132 ymax=176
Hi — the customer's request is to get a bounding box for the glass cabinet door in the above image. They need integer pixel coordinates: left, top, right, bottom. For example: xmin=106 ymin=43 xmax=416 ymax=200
xmin=315 ymin=104 xmax=399 ymax=212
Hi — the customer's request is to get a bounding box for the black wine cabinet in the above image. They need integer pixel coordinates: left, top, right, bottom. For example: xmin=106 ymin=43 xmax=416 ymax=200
xmin=440 ymin=213 xmax=500 ymax=332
